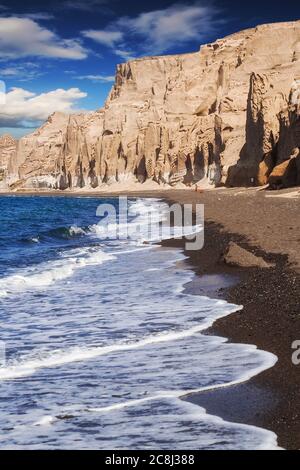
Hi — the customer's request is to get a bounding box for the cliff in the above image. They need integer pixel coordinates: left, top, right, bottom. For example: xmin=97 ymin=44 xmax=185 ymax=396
xmin=3 ymin=20 xmax=300 ymax=191
xmin=0 ymin=134 xmax=17 ymax=188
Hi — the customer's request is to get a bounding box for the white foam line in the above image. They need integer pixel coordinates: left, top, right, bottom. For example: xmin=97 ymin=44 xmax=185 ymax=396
xmin=110 ymin=245 xmax=157 ymax=255
xmin=83 ymin=348 xmax=279 ymax=450
xmin=177 ymin=398 xmax=281 ymax=450
xmin=87 ymin=398 xmax=281 ymax=450
xmin=85 ymin=346 xmax=277 ymax=414
xmin=44 ymin=355 xmax=279 ymax=449
xmin=88 ymin=396 xmax=159 ymax=413
xmin=0 ymin=250 xmax=114 ymax=298
xmin=0 ymin=311 xmax=239 ymax=380
xmin=30 ymin=353 xmax=280 ymax=448
xmin=29 ymin=394 xmax=282 ymax=450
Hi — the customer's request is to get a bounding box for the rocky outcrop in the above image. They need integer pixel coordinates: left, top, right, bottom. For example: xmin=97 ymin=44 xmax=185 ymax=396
xmin=2 ymin=20 xmax=300 ymax=191
xmin=0 ymin=134 xmax=17 ymax=188
xmin=268 ymin=148 xmax=300 ymax=189
xmin=226 ymin=70 xmax=300 ymax=186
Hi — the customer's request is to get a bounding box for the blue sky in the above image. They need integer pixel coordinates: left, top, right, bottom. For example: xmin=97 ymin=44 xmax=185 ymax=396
xmin=0 ymin=0 xmax=299 ymax=138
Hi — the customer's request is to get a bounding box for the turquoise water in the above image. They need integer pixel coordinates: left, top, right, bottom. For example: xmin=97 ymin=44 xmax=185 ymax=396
xmin=0 ymin=196 xmax=278 ymax=449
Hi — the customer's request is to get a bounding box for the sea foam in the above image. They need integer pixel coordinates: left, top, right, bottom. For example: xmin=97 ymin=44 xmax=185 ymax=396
xmin=0 ymin=248 xmax=114 ymax=297
xmin=0 ymin=197 xmax=280 ymax=450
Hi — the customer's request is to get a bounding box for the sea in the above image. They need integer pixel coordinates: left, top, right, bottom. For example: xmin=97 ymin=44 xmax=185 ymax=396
xmin=0 ymin=195 xmax=279 ymax=449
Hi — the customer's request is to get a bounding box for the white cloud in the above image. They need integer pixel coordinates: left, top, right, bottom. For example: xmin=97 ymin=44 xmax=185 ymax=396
xmin=0 ymin=87 xmax=87 ymax=128
xmin=23 ymin=13 xmax=55 ymax=21
xmin=0 ymin=17 xmax=88 ymax=60
xmin=82 ymin=2 xmax=220 ymax=59
xmin=0 ymin=67 xmax=22 ymax=77
xmin=82 ymin=29 xmax=123 ymax=47
xmin=118 ymin=3 xmax=220 ymax=54
xmin=0 ymin=62 xmax=43 ymax=81
xmin=77 ymin=74 xmax=115 ymax=83
xmin=114 ymin=49 xmax=136 ymax=61
xmin=63 ymin=0 xmax=111 ymax=12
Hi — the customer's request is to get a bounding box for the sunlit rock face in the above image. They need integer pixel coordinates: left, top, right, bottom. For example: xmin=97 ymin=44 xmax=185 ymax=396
xmin=3 ymin=20 xmax=300 ymax=190
xmin=0 ymin=134 xmax=17 ymax=188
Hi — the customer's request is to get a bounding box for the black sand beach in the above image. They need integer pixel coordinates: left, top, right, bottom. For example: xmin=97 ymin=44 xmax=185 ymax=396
xmin=163 ymin=188 xmax=300 ymax=450
xmin=2 ymin=187 xmax=300 ymax=449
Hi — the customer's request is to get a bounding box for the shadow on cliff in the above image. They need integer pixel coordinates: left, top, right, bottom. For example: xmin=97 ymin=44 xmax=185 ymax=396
xmin=225 ymin=72 xmax=300 ymax=189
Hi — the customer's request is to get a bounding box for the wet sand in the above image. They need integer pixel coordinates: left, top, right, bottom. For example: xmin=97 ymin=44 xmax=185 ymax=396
xmin=163 ymin=188 xmax=300 ymax=450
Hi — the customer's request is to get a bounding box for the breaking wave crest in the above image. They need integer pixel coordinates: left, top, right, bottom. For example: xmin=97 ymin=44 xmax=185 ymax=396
xmin=0 ymin=199 xmax=201 ymax=298
xmin=0 ymin=248 xmax=114 ymax=297
xmin=0 ymin=311 xmax=239 ymax=380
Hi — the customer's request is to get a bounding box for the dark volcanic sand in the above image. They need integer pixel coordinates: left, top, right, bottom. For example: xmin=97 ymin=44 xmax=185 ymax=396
xmin=163 ymin=188 xmax=300 ymax=450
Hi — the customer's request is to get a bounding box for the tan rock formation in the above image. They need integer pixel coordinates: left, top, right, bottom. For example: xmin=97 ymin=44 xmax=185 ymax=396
xmin=0 ymin=134 xmax=17 ymax=188
xmin=2 ymin=20 xmax=300 ymax=191
xmin=269 ymin=148 xmax=300 ymax=189
xmin=257 ymin=151 xmax=275 ymax=186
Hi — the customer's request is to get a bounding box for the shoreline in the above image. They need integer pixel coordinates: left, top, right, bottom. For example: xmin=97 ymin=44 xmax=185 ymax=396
xmin=162 ymin=189 xmax=300 ymax=450
xmin=1 ymin=187 xmax=299 ymax=449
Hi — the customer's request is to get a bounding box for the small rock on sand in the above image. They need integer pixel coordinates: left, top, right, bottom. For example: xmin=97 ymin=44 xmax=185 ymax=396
xmin=223 ymin=242 xmax=274 ymax=269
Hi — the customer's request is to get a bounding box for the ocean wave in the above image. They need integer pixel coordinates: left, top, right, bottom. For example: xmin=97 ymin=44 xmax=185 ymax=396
xmin=16 ymin=391 xmax=281 ymax=450
xmin=1 ymin=197 xmax=198 ymax=298
xmin=0 ymin=196 xmax=280 ymax=450
xmin=20 ymin=198 xmax=201 ymax=247
xmin=22 ymin=236 xmax=40 ymax=244
xmin=0 ymin=313 xmax=242 ymax=380
xmin=20 ymin=226 xmax=89 ymax=244
xmin=45 ymin=225 xmax=89 ymax=240
xmin=0 ymin=248 xmax=114 ymax=298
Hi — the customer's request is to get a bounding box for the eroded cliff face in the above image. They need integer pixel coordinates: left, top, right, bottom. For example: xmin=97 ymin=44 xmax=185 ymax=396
xmin=3 ymin=20 xmax=300 ymax=190
xmin=0 ymin=134 xmax=17 ymax=188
